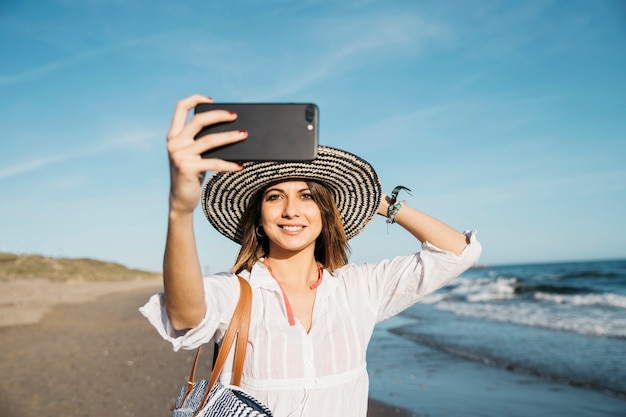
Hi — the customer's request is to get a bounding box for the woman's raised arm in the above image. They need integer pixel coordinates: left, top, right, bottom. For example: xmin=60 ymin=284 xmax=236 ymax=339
xmin=163 ymin=95 xmax=247 ymax=330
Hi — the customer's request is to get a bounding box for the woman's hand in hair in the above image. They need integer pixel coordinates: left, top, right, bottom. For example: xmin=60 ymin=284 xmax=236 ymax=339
xmin=376 ymin=193 xmax=467 ymax=255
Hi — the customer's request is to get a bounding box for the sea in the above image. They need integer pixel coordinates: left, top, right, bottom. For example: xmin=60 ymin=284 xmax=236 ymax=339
xmin=366 ymin=259 xmax=626 ymax=416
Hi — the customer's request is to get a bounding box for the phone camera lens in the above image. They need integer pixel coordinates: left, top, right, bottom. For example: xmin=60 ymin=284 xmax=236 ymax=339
xmin=305 ymin=105 xmax=315 ymax=122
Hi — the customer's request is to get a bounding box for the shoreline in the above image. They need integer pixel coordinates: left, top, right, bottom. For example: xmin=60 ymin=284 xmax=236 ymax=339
xmin=367 ymin=316 xmax=626 ymax=416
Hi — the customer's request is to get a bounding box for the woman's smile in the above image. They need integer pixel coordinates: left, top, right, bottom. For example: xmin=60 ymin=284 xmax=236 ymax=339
xmin=280 ymin=225 xmax=304 ymax=232
xmin=261 ymin=180 xmax=322 ymax=255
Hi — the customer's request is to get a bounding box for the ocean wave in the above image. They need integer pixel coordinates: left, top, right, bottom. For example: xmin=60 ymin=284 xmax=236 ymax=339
xmin=447 ymin=277 xmax=517 ymax=302
xmin=447 ymin=275 xmax=597 ymax=304
xmin=434 ymin=301 xmax=626 ymax=338
xmin=534 ymin=292 xmax=626 ymax=309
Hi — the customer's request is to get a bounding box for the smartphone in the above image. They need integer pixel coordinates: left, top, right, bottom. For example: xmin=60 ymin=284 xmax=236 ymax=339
xmin=194 ymin=103 xmax=319 ymax=161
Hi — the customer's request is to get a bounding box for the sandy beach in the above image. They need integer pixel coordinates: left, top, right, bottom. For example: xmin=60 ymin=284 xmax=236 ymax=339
xmin=5 ymin=279 xmax=623 ymax=417
xmin=0 ymin=279 xmax=165 ymax=328
xmin=0 ymin=280 xmax=411 ymax=417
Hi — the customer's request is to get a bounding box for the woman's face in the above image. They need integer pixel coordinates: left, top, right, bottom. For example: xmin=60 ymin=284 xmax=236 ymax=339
xmin=260 ymin=180 xmax=323 ymax=257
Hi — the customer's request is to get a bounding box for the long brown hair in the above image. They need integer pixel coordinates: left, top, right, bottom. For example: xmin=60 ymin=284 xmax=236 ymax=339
xmin=231 ymin=180 xmax=350 ymax=274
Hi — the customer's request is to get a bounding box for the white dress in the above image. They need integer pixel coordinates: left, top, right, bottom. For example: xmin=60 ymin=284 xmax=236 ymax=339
xmin=140 ymin=231 xmax=482 ymax=417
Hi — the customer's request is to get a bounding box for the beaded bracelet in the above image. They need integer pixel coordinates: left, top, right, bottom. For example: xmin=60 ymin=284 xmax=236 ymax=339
xmin=386 ymin=185 xmax=412 ymax=224
xmin=386 ymin=201 xmax=405 ymax=224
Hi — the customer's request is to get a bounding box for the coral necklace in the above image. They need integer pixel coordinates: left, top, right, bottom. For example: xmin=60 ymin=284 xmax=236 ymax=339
xmin=263 ymin=258 xmax=323 ymax=326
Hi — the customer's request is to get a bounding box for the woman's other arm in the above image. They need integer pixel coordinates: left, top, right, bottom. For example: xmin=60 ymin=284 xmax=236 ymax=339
xmin=377 ymin=195 xmax=469 ymax=256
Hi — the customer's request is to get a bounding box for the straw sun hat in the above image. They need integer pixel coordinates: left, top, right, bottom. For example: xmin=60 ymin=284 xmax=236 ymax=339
xmin=201 ymin=146 xmax=382 ymax=244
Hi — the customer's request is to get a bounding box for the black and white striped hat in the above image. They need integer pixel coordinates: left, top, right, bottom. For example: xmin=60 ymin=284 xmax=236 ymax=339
xmin=201 ymin=146 xmax=382 ymax=244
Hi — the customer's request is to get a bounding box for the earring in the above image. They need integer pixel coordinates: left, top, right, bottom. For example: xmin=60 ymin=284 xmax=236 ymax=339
xmin=255 ymin=226 xmax=266 ymax=237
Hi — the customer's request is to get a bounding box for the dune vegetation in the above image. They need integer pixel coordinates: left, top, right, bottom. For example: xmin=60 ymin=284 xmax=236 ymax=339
xmin=0 ymin=252 xmax=161 ymax=282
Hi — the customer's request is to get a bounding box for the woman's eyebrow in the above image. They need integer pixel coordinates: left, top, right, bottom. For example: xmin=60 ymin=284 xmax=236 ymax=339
xmin=263 ymin=187 xmax=311 ymax=194
xmin=264 ymin=187 xmax=284 ymax=194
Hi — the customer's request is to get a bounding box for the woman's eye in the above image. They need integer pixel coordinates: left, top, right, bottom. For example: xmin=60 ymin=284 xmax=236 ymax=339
xmin=301 ymin=193 xmax=314 ymax=200
xmin=266 ymin=194 xmax=281 ymax=201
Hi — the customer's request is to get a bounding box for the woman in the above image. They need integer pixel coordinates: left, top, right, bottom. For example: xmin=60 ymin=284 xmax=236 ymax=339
xmin=141 ymin=95 xmax=482 ymax=417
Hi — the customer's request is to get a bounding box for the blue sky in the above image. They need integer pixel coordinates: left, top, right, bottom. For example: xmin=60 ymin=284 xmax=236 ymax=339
xmin=1 ymin=0 xmax=625 ymax=273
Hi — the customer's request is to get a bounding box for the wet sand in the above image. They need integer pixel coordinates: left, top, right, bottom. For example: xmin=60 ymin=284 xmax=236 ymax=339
xmin=0 ymin=280 xmax=411 ymax=417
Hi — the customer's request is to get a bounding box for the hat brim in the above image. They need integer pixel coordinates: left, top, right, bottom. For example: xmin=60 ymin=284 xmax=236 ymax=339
xmin=201 ymin=146 xmax=382 ymax=244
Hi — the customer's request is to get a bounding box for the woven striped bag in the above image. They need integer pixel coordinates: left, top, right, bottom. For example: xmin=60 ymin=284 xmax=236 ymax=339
xmin=172 ymin=276 xmax=273 ymax=417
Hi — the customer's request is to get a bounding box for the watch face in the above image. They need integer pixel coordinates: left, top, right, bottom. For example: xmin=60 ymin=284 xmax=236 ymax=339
xmin=394 ymin=203 xmax=402 ymax=209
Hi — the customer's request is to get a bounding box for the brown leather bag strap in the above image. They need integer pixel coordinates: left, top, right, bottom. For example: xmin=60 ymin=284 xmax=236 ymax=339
xmin=182 ymin=276 xmax=251 ymax=414
xmin=208 ymin=275 xmax=251 ymax=389
xmin=179 ymin=276 xmax=252 ymax=410
xmin=183 ymin=348 xmax=203 ymax=399
xmin=231 ymin=276 xmax=251 ymax=386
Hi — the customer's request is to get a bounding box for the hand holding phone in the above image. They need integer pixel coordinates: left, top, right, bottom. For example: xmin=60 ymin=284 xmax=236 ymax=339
xmin=194 ymin=103 xmax=318 ymax=161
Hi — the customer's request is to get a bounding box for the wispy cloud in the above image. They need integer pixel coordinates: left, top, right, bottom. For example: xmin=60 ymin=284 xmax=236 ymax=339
xmin=0 ymin=127 xmax=159 ymax=180
xmin=0 ymin=30 xmax=183 ymax=86
xmin=0 ymin=49 xmax=100 ymax=86
xmin=262 ymin=14 xmax=450 ymax=98
xmin=0 ymin=156 xmax=67 ymax=179
xmin=331 ymin=92 xmax=560 ymax=156
xmin=176 ymin=9 xmax=452 ymax=100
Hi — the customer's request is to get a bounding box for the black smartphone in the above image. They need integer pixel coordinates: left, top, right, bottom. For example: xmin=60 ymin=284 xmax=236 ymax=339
xmin=194 ymin=103 xmax=319 ymax=161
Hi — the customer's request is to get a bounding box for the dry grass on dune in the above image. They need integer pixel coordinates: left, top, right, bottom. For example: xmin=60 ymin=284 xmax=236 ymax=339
xmin=0 ymin=252 xmax=161 ymax=282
